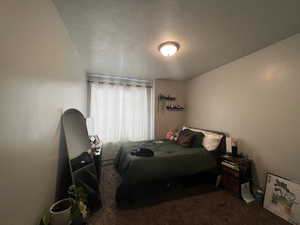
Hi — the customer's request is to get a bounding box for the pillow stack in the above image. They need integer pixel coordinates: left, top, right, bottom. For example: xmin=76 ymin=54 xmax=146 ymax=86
xmin=176 ymin=129 xmax=195 ymax=147
xmin=182 ymin=126 xmax=223 ymax=151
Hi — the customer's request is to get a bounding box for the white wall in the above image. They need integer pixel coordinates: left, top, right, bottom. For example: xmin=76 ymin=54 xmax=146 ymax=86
xmin=0 ymin=1 xmax=87 ymax=224
xmin=186 ymin=34 xmax=300 ymax=187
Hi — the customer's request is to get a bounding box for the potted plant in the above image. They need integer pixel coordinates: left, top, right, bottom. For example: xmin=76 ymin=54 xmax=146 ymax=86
xmin=49 ymin=198 xmax=72 ymax=225
xmin=68 ymin=185 xmax=88 ymax=225
xmin=39 ymin=215 xmax=50 ymax=225
xmin=39 ymin=186 xmax=88 ymax=225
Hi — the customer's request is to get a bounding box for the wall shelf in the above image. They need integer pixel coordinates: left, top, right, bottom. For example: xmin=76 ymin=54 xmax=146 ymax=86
xmin=159 ymin=94 xmax=176 ymax=101
xmin=166 ymin=108 xmax=184 ymax=111
xmin=158 ymin=94 xmax=185 ymax=112
xmin=166 ymin=106 xmax=184 ymax=111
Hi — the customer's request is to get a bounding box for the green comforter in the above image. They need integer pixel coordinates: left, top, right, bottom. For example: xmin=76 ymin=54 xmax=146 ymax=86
xmin=114 ymin=140 xmax=217 ymax=186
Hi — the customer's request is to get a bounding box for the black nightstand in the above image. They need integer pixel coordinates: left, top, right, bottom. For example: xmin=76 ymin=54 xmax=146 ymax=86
xmin=220 ymin=155 xmax=251 ymax=197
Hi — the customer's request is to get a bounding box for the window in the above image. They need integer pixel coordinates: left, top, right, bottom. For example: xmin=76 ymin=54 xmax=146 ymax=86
xmin=88 ymin=76 xmax=154 ymax=143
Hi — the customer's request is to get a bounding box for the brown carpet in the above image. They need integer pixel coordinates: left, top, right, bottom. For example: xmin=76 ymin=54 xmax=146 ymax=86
xmin=88 ymin=164 xmax=289 ymax=225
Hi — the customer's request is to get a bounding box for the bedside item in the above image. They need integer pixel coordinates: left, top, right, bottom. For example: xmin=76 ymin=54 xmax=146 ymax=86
xmin=263 ymin=173 xmax=300 ymax=225
xmin=220 ymin=155 xmax=251 ymax=197
xmin=241 ymin=182 xmax=255 ymax=203
xmin=226 ymin=137 xmax=232 ymax=154
xmin=226 ymin=137 xmax=238 ymax=156
xmin=232 ymin=138 xmax=238 ymax=156
xmin=216 ymin=175 xmax=222 ymax=187
xmin=254 ymin=188 xmax=264 ymax=205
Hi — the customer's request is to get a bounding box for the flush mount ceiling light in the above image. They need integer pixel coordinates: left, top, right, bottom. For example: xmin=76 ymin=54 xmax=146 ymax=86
xmin=159 ymin=41 xmax=180 ymax=56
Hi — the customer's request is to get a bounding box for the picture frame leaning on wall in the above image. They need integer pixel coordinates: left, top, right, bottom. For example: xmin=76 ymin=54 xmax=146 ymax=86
xmin=264 ymin=173 xmax=300 ymax=225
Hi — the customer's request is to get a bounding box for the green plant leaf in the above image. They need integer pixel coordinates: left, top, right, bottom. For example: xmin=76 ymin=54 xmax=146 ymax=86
xmin=39 ymin=215 xmax=50 ymax=225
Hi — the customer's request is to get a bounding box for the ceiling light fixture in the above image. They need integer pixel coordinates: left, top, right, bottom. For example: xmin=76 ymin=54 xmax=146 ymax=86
xmin=159 ymin=41 xmax=180 ymax=56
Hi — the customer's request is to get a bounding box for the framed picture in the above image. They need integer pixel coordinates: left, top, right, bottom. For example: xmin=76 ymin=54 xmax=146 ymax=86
xmin=264 ymin=173 xmax=300 ymax=225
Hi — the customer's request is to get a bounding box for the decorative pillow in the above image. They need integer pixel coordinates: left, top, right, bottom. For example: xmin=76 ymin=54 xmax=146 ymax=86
xmin=176 ymin=129 xmax=190 ymax=144
xmin=182 ymin=126 xmax=223 ymax=151
xmin=165 ymin=129 xmax=175 ymax=140
xmin=191 ymin=131 xmax=205 ymax=148
xmin=176 ymin=129 xmax=195 ymax=147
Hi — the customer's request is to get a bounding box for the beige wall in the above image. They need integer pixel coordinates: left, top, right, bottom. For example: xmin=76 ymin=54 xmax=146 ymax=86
xmin=186 ymin=34 xmax=300 ymax=187
xmin=154 ymin=79 xmax=186 ymax=139
xmin=0 ymin=1 xmax=87 ymax=224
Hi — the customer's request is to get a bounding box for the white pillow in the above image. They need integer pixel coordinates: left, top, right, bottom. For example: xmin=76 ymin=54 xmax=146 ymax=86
xmin=182 ymin=126 xmax=223 ymax=151
xmin=202 ymin=134 xmax=223 ymax=151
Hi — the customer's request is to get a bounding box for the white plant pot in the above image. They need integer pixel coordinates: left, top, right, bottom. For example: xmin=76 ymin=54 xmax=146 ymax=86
xmin=49 ymin=198 xmax=72 ymax=225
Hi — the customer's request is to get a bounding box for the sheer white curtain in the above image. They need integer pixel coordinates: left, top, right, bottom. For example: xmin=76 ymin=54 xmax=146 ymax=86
xmin=89 ymin=82 xmax=153 ymax=143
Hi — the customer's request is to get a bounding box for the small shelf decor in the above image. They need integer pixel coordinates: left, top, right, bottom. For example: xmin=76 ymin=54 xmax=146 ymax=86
xmin=159 ymin=94 xmax=176 ymax=101
xmin=166 ymin=104 xmax=184 ymax=111
xmin=158 ymin=94 xmax=184 ymax=112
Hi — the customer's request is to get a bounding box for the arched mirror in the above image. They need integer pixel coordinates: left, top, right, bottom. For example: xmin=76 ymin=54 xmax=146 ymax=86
xmin=62 ymin=109 xmax=102 ymax=211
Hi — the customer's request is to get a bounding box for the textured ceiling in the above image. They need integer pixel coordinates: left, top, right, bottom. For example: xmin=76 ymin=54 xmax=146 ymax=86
xmin=53 ymin=0 xmax=300 ymax=80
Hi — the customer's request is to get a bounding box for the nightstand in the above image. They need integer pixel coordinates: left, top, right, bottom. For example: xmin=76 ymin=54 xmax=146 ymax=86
xmin=220 ymin=155 xmax=251 ymax=197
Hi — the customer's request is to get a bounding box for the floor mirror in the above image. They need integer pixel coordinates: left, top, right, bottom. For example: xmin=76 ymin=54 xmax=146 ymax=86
xmin=62 ymin=108 xmax=102 ymax=212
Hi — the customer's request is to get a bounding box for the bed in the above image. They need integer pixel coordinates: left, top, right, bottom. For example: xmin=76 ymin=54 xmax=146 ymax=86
xmin=114 ymin=129 xmax=226 ymax=191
